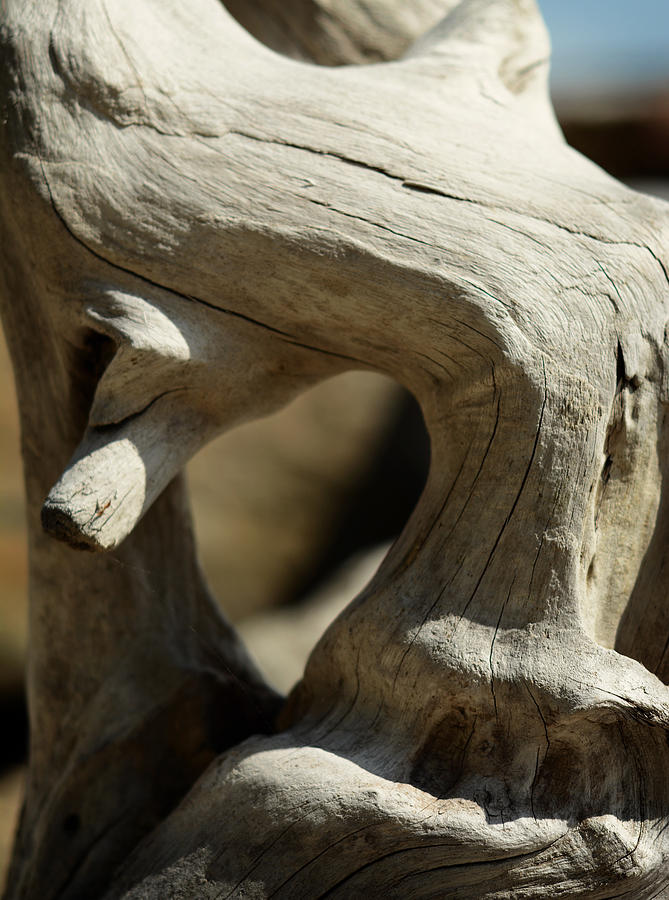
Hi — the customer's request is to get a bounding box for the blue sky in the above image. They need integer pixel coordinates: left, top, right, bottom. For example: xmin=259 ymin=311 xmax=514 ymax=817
xmin=538 ymin=0 xmax=669 ymax=93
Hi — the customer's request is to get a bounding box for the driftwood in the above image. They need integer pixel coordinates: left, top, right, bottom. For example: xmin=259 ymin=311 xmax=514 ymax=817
xmin=1 ymin=0 xmax=669 ymax=896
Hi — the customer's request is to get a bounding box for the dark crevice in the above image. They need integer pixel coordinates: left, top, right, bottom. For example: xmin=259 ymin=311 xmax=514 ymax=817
xmin=91 ymin=385 xmax=189 ymax=429
xmin=62 ymin=813 xmax=81 ymax=837
xmin=530 ymin=746 xmax=540 ymax=821
xmin=601 ymin=454 xmax=613 ymax=486
xmin=616 ymin=339 xmax=627 ymax=391
xmin=401 ymin=180 xmax=453 ymax=197
xmin=615 ymin=338 xmax=640 ymax=395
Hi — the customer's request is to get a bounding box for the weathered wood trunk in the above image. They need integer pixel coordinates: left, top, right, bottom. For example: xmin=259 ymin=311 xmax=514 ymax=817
xmin=1 ymin=0 xmax=668 ymax=897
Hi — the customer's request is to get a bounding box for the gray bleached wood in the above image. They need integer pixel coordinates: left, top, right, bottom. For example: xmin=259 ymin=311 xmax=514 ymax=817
xmin=0 ymin=0 xmax=460 ymax=895
xmin=1 ymin=0 xmax=669 ymax=897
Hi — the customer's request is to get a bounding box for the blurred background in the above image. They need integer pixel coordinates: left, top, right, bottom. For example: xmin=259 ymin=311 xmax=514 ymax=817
xmin=1 ymin=0 xmax=668 ymax=878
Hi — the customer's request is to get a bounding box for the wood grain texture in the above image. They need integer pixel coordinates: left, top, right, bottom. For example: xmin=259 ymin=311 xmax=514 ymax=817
xmin=1 ymin=0 xmax=668 ymax=897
